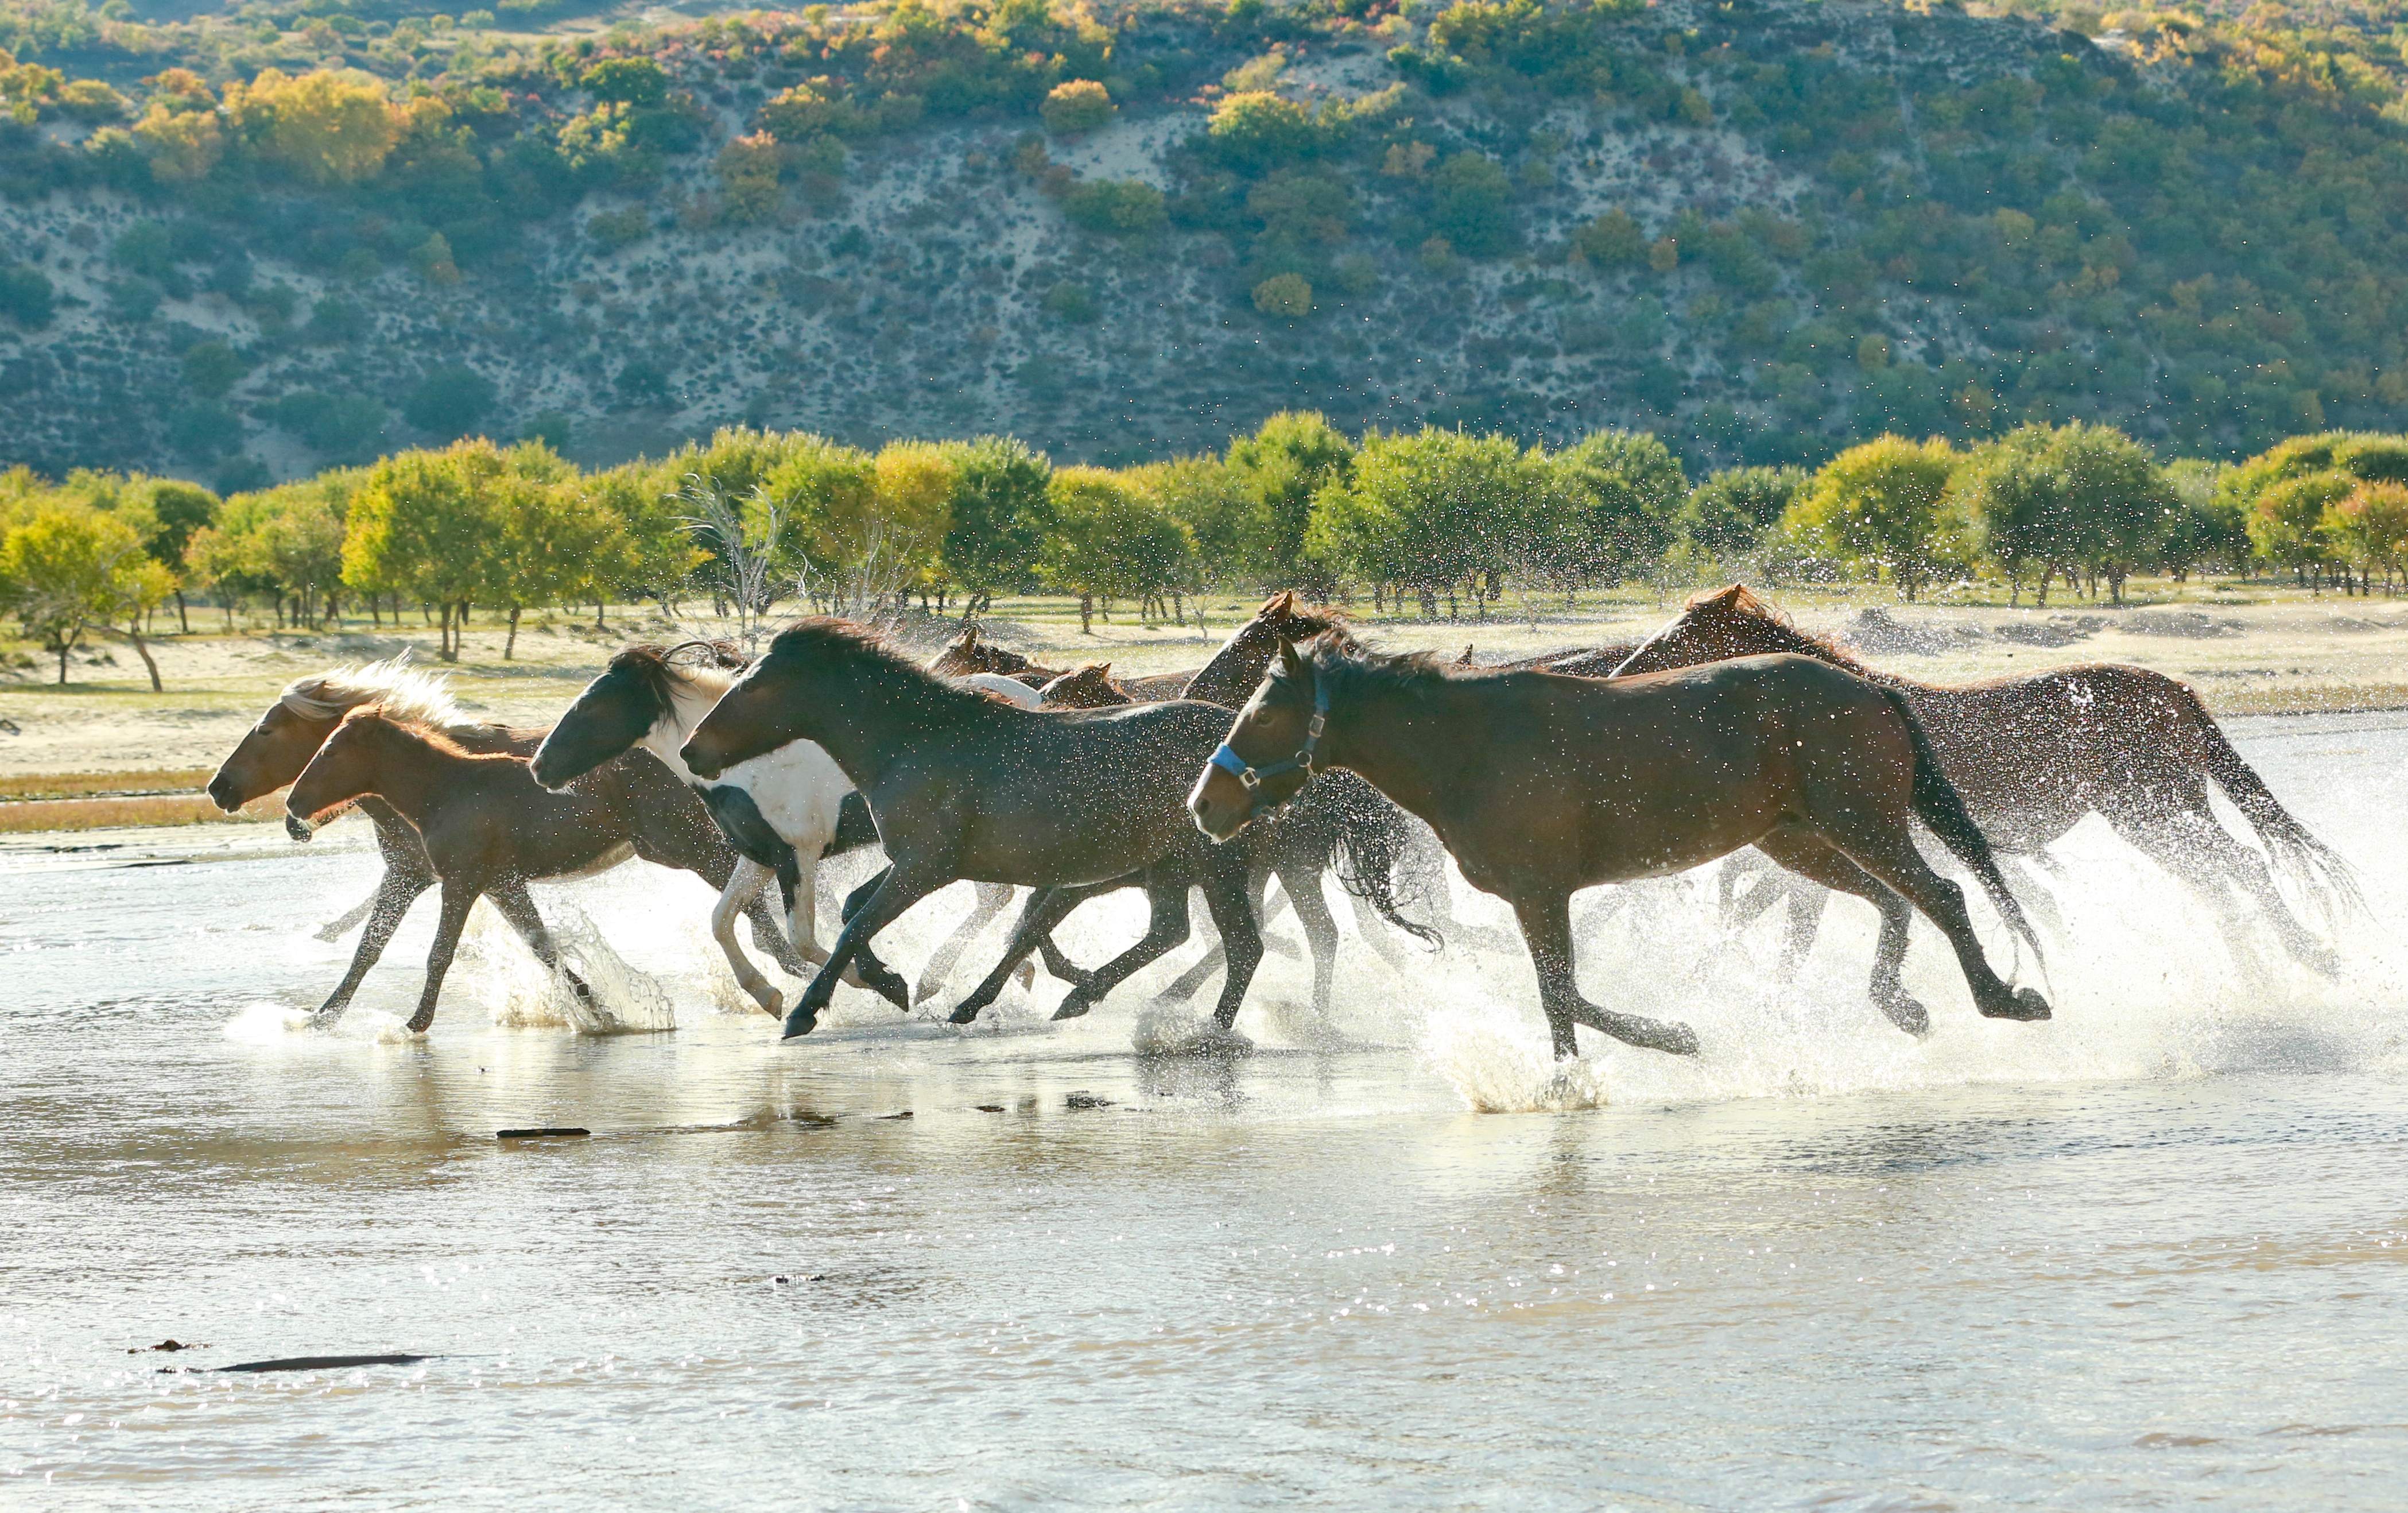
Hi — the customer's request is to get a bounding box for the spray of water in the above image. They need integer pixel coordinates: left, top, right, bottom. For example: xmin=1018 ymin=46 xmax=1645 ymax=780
xmin=460 ymin=897 xmax=677 ymax=1035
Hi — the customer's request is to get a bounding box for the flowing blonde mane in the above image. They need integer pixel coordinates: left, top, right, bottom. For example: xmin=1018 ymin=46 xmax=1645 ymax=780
xmin=280 ymin=652 xmax=465 ymax=727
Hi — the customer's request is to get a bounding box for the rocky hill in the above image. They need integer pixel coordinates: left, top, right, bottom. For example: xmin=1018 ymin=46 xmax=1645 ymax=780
xmin=3 ymin=0 xmax=2406 ymax=484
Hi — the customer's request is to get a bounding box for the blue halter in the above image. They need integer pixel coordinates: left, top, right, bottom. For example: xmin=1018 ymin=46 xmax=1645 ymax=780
xmin=1208 ymin=675 xmax=1331 ymax=817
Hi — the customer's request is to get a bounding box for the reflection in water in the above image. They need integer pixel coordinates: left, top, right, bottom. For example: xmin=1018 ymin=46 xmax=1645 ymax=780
xmin=3 ymin=715 xmax=2407 ymax=1506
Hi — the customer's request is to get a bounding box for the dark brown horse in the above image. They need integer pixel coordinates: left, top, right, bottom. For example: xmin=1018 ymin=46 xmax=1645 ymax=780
xmin=1192 ymin=637 xmax=2051 ymax=1057
xmin=928 ymin=624 xmax=1071 ymax=690
xmin=208 ymin=658 xmax=800 ymax=1020
xmin=1037 ymin=663 xmax=1133 ymax=708
xmin=684 ymin=618 xmax=1276 ymax=1040
xmin=285 ymin=707 xmax=777 ymax=1032
xmin=1611 ymin=586 xmax=2357 ymax=973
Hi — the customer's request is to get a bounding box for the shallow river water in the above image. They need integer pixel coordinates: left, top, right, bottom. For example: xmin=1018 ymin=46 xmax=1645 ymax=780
xmin=6 ymin=714 xmax=2408 ymax=1509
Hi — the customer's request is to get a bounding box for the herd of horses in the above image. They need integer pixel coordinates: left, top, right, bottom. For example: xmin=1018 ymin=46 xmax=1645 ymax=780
xmin=205 ymin=584 xmax=2358 ymax=1062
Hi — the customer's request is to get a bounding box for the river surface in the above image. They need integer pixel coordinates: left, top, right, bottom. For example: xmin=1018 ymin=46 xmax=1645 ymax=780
xmin=5 ymin=713 xmax=2407 ymax=1509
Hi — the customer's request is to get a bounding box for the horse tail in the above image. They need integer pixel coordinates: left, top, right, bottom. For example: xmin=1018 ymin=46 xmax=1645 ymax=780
xmin=1328 ymin=776 xmax=1443 ymax=951
xmin=1880 ymin=687 xmax=2045 ymax=968
xmin=2176 ymin=682 xmax=2364 ymax=920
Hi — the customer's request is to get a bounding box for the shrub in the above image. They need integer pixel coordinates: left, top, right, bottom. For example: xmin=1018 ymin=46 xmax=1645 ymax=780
xmin=405 ymin=365 xmax=498 ymax=437
xmin=1252 ymin=273 xmax=1313 ymax=318
xmin=1042 ymin=282 xmax=1097 ymax=323
xmin=0 ymin=263 xmax=54 ymax=328
xmin=1430 ymin=152 xmax=1514 ymax=256
xmin=1063 ymin=179 xmax=1166 ymax=237
xmin=1042 ymin=80 xmax=1114 ymax=135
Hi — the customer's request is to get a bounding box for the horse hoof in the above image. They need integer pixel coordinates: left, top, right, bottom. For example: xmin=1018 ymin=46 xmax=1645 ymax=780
xmin=749 ymin=988 xmax=783 ymax=1017
xmin=1052 ymin=998 xmax=1093 ymax=1021
xmin=868 ymin=977 xmax=912 ymax=1013
xmin=945 ymin=1002 xmax=985 ymax=1026
xmin=1878 ymin=995 xmax=1931 ymax=1038
xmin=1645 ymin=1020 xmax=1700 ymax=1056
xmin=779 ymin=1005 xmax=820 ymax=1040
xmin=1983 ymin=987 xmax=2052 ymax=1022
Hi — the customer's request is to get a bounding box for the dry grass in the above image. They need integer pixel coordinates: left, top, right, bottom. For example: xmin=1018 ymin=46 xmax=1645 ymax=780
xmin=0 ymin=792 xmax=281 ymax=833
xmin=0 ymin=768 xmax=220 ymax=800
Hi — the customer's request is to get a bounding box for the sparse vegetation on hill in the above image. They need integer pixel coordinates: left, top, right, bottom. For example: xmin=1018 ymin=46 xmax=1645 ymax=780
xmin=7 ymin=0 xmax=2408 ymax=484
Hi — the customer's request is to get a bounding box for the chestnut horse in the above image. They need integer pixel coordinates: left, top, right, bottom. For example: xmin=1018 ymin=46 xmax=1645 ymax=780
xmin=285 ymin=707 xmax=774 ymax=1032
xmin=207 ymin=657 xmax=801 ymax=1020
xmin=1192 ymin=637 xmax=2051 ymax=1057
xmin=684 ymin=618 xmax=1273 ymax=1041
xmin=1612 ymin=586 xmax=2357 ymax=973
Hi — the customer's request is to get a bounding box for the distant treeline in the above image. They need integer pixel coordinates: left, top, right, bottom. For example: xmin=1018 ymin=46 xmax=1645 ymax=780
xmin=7 ymin=416 xmax=2408 ymax=684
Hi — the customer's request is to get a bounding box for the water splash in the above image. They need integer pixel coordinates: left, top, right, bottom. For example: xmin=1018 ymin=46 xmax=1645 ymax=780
xmin=222 ymin=1001 xmax=317 ymax=1041
xmin=462 ymin=899 xmax=676 ymax=1036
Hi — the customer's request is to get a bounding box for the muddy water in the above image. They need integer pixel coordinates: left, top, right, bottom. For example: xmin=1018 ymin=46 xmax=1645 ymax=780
xmin=5 ymin=714 xmax=2407 ymax=1508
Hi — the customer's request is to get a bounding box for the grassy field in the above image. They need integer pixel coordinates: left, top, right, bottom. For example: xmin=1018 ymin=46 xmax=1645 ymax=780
xmin=4 ymin=576 xmax=2405 ymax=832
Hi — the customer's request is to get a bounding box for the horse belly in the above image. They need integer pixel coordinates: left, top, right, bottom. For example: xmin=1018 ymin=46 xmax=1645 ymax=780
xmin=555 ymin=839 xmax=638 ymax=879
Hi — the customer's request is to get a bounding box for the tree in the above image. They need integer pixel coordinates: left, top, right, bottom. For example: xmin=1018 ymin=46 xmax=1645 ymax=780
xmin=2158 ymin=460 xmax=2246 ymax=582
xmin=1308 ymin=428 xmax=1555 ymax=618
xmin=485 ymin=446 xmax=607 ymax=656
xmin=1226 ymin=411 xmax=1353 ymax=589
xmin=941 ymin=435 xmax=1052 ymax=614
xmin=2249 ymin=471 xmax=2355 ymax=591
xmin=2322 ymin=481 xmax=2408 ymax=595
xmin=405 ymin=365 xmax=498 ymax=439
xmin=1551 ymin=429 xmax=1690 ymax=586
xmin=1040 ymin=467 xmax=1194 ymax=632
xmin=1128 ymin=455 xmax=1272 ymax=593
xmin=2048 ymin=421 xmax=2178 ymax=603
xmin=1680 ymin=465 xmax=1806 ymax=558
xmin=1430 ymin=151 xmax=1514 ymax=256
xmin=0 ymin=503 xmax=173 ymax=686
xmin=343 ymin=442 xmax=513 ymax=659
xmin=868 ymin=441 xmax=959 ymax=607
xmin=223 ymin=68 xmax=405 ymax=184
xmin=1042 ymin=79 xmax=1114 ymax=134
xmin=1786 ymin=435 xmax=1961 ymax=600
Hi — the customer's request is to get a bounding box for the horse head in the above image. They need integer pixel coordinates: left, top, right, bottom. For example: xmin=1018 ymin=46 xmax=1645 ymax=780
xmin=1039 ymin=663 xmax=1130 ymax=709
xmin=1611 ymin=583 xmax=1798 ymax=677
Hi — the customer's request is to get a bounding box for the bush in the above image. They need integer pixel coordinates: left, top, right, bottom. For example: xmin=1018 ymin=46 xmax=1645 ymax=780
xmin=1062 ymin=179 xmax=1166 ymax=237
xmin=405 ymin=365 xmax=499 ymax=437
xmin=1252 ymin=273 xmax=1313 ymax=318
xmin=0 ymin=264 xmax=54 ymax=328
xmin=1042 ymin=282 xmax=1097 ymax=323
xmin=1042 ymin=80 xmax=1115 ymax=135
xmin=1430 ymin=152 xmax=1514 ymax=257
xmin=181 ymin=341 xmax=245 ymax=397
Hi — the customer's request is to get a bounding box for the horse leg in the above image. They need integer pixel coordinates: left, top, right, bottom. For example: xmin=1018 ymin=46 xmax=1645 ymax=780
xmin=1805 ymin=818 xmax=2050 ymax=1023
xmin=488 ymin=877 xmax=596 ymax=1005
xmin=2108 ymin=805 xmax=2340 ymax=978
xmin=1511 ymin=893 xmax=1699 ymax=1058
xmin=827 ymin=864 xmax=913 ymax=1011
xmin=316 ymin=865 xmax=432 ymax=1020
xmin=785 ymin=866 xmax=946 ymax=1039
xmin=315 ymin=889 xmax=377 ymax=942
xmin=711 ymin=857 xmax=783 ymax=1016
xmin=1752 ymin=830 xmax=1927 ymax=1036
xmin=405 ymin=879 xmax=482 ymax=1034
xmin=1199 ymin=856 xmax=1269 ymax=1032
xmin=949 ymin=885 xmax=1095 ymax=1024
xmin=1054 ymin=883 xmax=1195 ymax=1021
xmin=913 ymin=883 xmax=1018 ymax=1006
xmin=1277 ymin=863 xmax=1341 ymax=1020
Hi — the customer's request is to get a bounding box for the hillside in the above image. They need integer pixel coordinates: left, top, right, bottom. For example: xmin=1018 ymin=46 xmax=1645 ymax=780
xmin=6 ymin=0 xmax=2408 ymax=484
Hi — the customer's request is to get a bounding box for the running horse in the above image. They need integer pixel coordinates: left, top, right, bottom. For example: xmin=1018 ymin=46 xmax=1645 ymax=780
xmin=207 ymin=656 xmax=804 ymax=1021
xmin=1611 ymin=586 xmax=2358 ymax=973
xmin=282 ymin=707 xmax=778 ymax=1033
xmin=1192 ymin=637 xmax=2052 ymax=1057
xmin=682 ymin=618 xmax=1275 ymax=1041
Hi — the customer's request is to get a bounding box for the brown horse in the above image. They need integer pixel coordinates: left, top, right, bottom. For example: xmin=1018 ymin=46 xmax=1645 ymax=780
xmin=928 ymin=624 xmax=1071 ymax=690
xmin=1178 ymin=591 xmax=1355 ymax=705
xmin=685 ymin=618 xmax=1278 ymax=1040
xmin=1037 ymin=663 xmax=1132 ymax=708
xmin=1611 ymin=586 xmax=2357 ymax=973
xmin=284 ymin=707 xmax=768 ymax=1032
xmin=1192 ymin=637 xmax=2052 ymax=1057
xmin=208 ymin=657 xmax=800 ymax=1020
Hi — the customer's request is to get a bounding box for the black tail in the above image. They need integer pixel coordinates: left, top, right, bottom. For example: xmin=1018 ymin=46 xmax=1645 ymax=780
xmin=2180 ymin=683 xmax=2364 ymax=920
xmin=1322 ymin=772 xmax=1443 ymax=951
xmin=1882 ymin=688 xmax=2045 ymax=968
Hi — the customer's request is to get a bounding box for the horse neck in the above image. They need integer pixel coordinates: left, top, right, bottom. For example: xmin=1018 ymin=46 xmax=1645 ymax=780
xmin=1720 ymin=621 xmax=1906 ymax=688
xmin=642 ymin=672 xmax=731 ymax=781
xmin=814 ymin=660 xmax=998 ymax=785
xmin=341 ymin=723 xmax=460 ymax=825
xmin=1185 ymin=624 xmax=1274 ymax=705
xmin=1318 ymin=677 xmax=1465 ymax=829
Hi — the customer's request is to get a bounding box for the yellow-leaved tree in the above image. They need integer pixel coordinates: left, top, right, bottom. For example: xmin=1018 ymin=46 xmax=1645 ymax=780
xmin=225 ymin=68 xmax=404 ymax=184
xmin=0 ymin=501 xmax=175 ymax=686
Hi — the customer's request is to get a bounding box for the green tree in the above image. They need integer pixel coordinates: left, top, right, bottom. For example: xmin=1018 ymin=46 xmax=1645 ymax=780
xmin=2322 ymin=481 xmax=2408 ymax=595
xmin=1551 ymin=429 xmax=1690 ymax=586
xmin=1128 ymin=455 xmax=1273 ymax=591
xmin=1680 ymin=465 xmax=1805 ymax=558
xmin=484 ymin=446 xmax=606 ymax=656
xmin=1430 ymin=151 xmax=1514 ymax=256
xmin=1040 ymin=467 xmax=1195 ymax=632
xmin=940 ymin=435 xmax=1053 ymax=614
xmin=0 ymin=502 xmax=174 ymax=686
xmin=1786 ymin=435 xmax=1961 ymax=600
xmin=1308 ymin=427 xmax=1554 ymax=618
xmin=1041 ymin=79 xmax=1114 ymax=134
xmin=405 ymin=365 xmax=499 ymax=439
xmin=1225 ymin=411 xmax=1354 ymax=589
xmin=344 ymin=441 xmax=511 ymax=659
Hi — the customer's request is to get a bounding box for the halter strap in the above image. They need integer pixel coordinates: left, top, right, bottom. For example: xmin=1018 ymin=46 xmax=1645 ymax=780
xmin=1208 ymin=673 xmax=1331 ymax=816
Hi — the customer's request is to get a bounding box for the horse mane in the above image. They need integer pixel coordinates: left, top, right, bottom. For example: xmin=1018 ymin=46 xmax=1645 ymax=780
xmin=281 ymin=653 xmax=462 ymax=727
xmin=1689 ymin=584 xmax=1875 ymax=677
xmin=768 ymin=616 xmax=1006 ymax=722
xmin=608 ymin=641 xmax=744 ymax=717
xmin=335 ymin=703 xmax=478 ymax=759
xmin=1275 ymin=633 xmax=1464 ymax=705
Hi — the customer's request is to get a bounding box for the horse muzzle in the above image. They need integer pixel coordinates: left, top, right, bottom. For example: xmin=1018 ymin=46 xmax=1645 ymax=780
xmin=678 ymin=741 xmax=725 ymax=781
xmin=205 ymin=773 xmax=246 ymax=814
xmin=284 ymin=810 xmax=318 ymax=843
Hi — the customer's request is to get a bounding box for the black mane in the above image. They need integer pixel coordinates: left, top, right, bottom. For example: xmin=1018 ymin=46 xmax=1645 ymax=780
xmin=766 ymin=617 xmax=1009 ymax=723
xmin=1266 ymin=633 xmax=1467 ymax=707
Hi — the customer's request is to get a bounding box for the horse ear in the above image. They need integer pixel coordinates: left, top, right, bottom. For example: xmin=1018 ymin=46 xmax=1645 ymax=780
xmin=1277 ymin=637 xmax=1306 ymax=678
xmin=1098 ymin=663 xmax=1111 ymax=676
xmin=1711 ymin=583 xmax=1746 ymax=606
